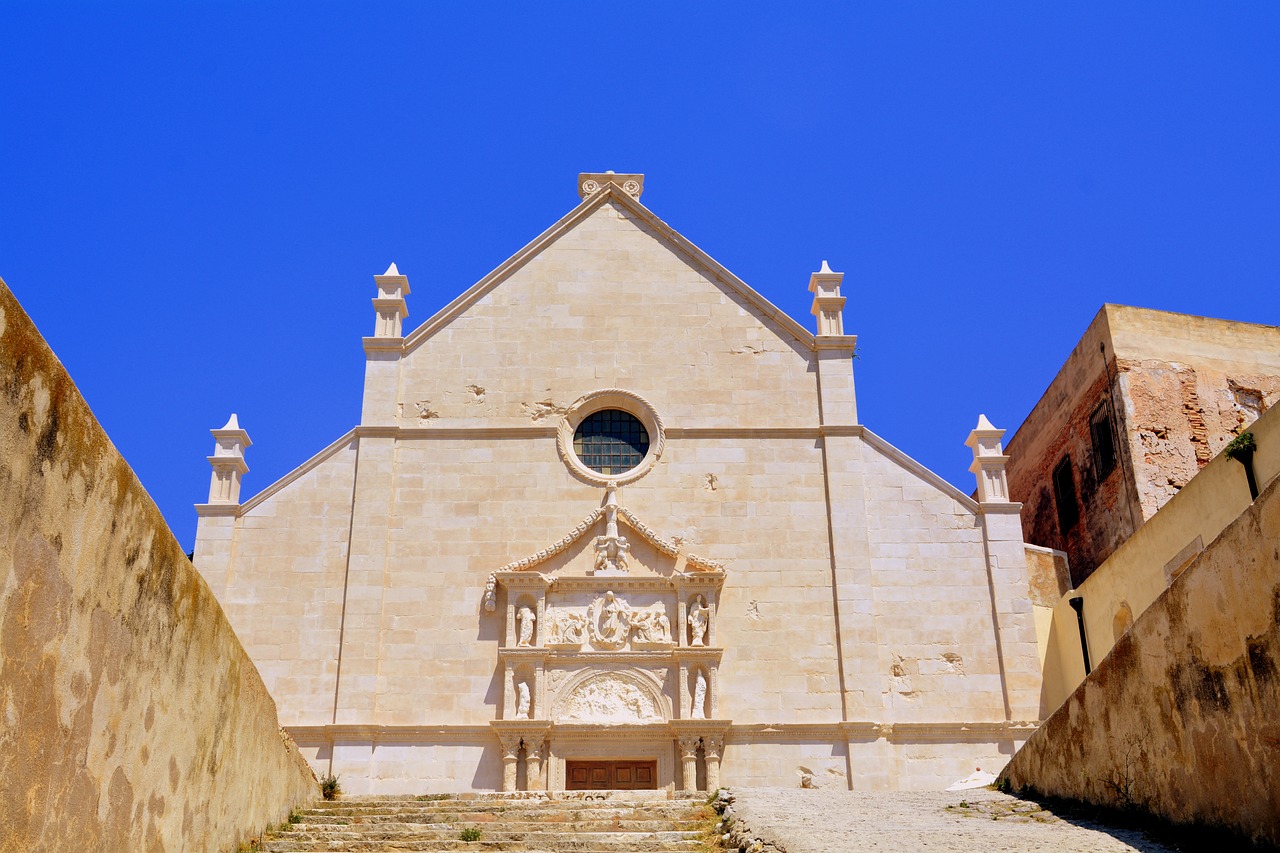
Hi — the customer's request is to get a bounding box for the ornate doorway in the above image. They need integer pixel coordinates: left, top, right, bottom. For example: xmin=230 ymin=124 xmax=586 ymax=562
xmin=566 ymin=760 xmax=658 ymax=790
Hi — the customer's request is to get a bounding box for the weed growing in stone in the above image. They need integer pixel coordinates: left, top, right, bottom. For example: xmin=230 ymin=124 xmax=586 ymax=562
xmin=459 ymin=827 xmax=483 ymax=841
xmin=320 ymin=773 xmax=342 ymax=800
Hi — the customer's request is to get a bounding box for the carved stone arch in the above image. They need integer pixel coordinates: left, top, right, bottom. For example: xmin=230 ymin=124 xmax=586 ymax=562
xmin=552 ymin=667 xmax=670 ymax=724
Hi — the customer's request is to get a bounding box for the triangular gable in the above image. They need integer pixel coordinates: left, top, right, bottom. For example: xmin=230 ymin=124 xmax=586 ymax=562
xmin=401 ymin=182 xmax=817 ymax=354
xmin=481 ymin=487 xmax=726 ymax=612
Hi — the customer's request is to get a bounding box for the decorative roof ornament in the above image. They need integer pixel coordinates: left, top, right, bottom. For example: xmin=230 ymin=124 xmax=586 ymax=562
xmin=578 ymin=171 xmax=644 ymax=200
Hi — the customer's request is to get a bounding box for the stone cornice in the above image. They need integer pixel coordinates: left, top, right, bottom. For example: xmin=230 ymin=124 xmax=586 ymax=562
xmin=813 ymin=334 xmax=859 ymax=352
xmin=860 ymin=427 xmax=981 ymax=513
xmin=194 ymin=503 xmax=241 ymax=518
xmin=362 ymin=336 xmax=404 ymax=354
xmin=286 ymin=719 xmax=1038 ymax=746
xmin=234 ymin=429 xmax=360 ymax=514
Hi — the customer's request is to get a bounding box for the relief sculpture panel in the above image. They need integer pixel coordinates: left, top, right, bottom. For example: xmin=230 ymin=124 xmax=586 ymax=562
xmin=557 ymin=672 xmax=664 ymax=723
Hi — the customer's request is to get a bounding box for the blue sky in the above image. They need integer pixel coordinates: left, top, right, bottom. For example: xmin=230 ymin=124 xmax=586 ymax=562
xmin=3 ymin=3 xmax=1278 ymax=551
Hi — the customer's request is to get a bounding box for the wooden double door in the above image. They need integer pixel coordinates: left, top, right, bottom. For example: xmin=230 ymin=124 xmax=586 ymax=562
xmin=565 ymin=760 xmax=658 ymax=790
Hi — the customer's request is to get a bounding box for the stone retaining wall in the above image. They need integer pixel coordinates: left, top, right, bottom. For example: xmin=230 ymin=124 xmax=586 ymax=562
xmin=1000 ymin=469 xmax=1280 ymax=846
xmin=0 ymin=280 xmax=318 ymax=853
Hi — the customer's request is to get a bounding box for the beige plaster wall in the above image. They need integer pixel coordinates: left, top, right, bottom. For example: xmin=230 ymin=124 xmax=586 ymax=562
xmin=0 ymin=282 xmax=317 ymax=853
xmin=1001 ymin=472 xmax=1280 ymax=846
xmin=1038 ymin=401 xmax=1280 ymax=716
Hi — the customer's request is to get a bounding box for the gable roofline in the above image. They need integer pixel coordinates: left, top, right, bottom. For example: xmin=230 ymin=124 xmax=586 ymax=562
xmin=400 ymin=182 xmax=818 ymax=353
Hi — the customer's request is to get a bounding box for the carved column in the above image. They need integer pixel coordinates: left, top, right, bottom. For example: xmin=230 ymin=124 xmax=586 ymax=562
xmin=499 ymin=735 xmax=522 ymax=793
xmin=678 ymin=736 xmax=701 ymax=792
xmin=703 ymin=736 xmax=724 ymax=791
xmin=527 ymin=739 xmax=548 ymax=791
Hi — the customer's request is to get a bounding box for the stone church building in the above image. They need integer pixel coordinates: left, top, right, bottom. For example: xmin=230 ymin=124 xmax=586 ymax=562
xmin=193 ymin=172 xmax=1041 ymax=794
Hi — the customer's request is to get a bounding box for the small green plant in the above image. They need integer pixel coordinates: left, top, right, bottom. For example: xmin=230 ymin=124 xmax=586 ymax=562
xmin=320 ymin=773 xmax=342 ymax=801
xmin=287 ymin=808 xmax=303 ymax=825
xmin=1225 ymin=431 xmax=1256 ymax=461
xmin=459 ymin=827 xmax=483 ymax=842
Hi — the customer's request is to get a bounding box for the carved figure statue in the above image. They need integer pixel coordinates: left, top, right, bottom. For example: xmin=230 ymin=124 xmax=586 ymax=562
xmin=516 ymin=605 xmax=536 ymax=647
xmin=692 ymin=668 xmax=708 ymax=719
xmin=515 ymin=679 xmax=531 ymax=720
xmin=688 ymin=595 xmax=710 ymax=647
xmin=599 ymin=591 xmax=632 ymax=644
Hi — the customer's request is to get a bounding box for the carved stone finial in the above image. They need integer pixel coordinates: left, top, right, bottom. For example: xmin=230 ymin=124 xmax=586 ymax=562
xmin=966 ymin=414 xmax=1011 ymax=503
xmin=207 ymin=413 xmax=251 ymax=504
xmin=578 ymin=172 xmax=644 ymax=200
xmin=809 ymin=260 xmax=846 ymax=336
xmin=372 ymin=263 xmax=411 ymax=338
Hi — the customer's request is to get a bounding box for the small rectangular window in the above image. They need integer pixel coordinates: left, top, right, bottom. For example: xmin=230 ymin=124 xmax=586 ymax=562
xmin=1090 ymin=401 xmax=1117 ymax=478
xmin=1053 ymin=456 xmax=1079 ymax=533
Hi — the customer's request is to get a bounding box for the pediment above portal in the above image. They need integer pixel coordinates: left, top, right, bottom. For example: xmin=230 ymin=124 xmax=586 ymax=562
xmin=482 ymin=485 xmax=725 ymax=613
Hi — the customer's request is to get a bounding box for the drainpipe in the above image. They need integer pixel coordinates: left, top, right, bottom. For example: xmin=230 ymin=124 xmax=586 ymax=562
xmin=1068 ymin=595 xmax=1091 ymax=675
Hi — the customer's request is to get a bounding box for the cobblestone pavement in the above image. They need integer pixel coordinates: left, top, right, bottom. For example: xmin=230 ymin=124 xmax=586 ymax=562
xmin=723 ymin=787 xmax=1177 ymax=852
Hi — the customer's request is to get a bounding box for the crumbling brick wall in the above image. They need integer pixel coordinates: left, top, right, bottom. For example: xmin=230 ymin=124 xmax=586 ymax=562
xmin=1123 ymin=358 xmax=1280 ymax=519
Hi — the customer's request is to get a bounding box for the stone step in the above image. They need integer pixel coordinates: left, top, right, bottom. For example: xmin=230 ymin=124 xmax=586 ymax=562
xmin=259 ymin=793 xmax=713 ymax=853
xmin=301 ymin=805 xmax=704 ymax=821
xmin=264 ymin=840 xmax=705 ymax=853
xmin=270 ymin=828 xmax=701 ymax=842
xmin=290 ymin=818 xmax=704 ymax=833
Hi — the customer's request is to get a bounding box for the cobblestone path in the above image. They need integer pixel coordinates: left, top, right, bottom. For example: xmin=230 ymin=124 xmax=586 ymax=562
xmin=723 ymin=788 xmax=1177 ymax=852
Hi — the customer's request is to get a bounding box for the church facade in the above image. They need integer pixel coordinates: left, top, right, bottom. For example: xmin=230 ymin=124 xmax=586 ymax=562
xmin=193 ymin=172 xmax=1041 ymax=794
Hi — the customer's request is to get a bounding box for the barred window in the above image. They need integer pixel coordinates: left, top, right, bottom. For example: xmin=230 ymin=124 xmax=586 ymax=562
xmin=573 ymin=409 xmax=650 ymax=474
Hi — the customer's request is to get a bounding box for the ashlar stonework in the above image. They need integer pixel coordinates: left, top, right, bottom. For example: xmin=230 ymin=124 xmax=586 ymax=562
xmin=192 ymin=172 xmax=1042 ymax=794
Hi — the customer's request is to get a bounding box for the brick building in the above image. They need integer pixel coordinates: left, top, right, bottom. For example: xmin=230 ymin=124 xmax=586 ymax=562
xmin=1004 ymin=304 xmax=1280 ymax=587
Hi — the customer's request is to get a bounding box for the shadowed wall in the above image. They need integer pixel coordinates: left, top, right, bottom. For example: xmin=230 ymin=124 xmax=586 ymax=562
xmin=0 ymin=280 xmax=318 ymax=853
xmin=1001 ymin=468 xmax=1280 ymax=846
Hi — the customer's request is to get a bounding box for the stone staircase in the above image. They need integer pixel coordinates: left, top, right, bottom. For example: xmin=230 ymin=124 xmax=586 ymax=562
xmin=258 ymin=790 xmax=715 ymax=852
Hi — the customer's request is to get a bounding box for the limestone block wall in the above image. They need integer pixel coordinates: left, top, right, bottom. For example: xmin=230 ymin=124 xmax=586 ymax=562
xmin=0 ymin=281 xmax=318 ymax=853
xmin=1000 ymin=472 xmax=1280 ymax=846
xmin=392 ymin=200 xmax=821 ymax=432
xmin=196 ymin=439 xmax=358 ymax=727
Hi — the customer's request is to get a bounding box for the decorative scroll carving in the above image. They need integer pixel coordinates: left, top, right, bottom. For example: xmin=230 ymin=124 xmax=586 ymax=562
xmin=499 ymin=509 xmax=605 ymax=575
xmin=617 ymin=507 xmax=725 ymax=571
xmin=559 ymin=673 xmax=662 ymax=723
xmin=688 ymin=595 xmax=710 ymax=647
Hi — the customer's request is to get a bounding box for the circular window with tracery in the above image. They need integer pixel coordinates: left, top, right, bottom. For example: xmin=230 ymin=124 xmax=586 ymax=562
xmin=557 ymin=390 xmax=665 ymax=486
xmin=573 ymin=409 xmax=650 ymax=474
